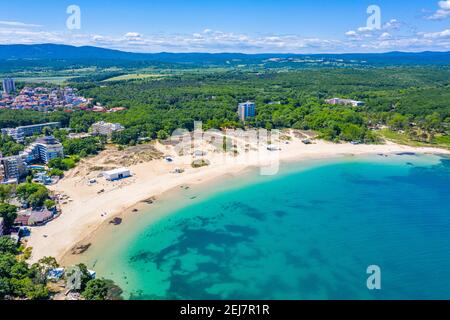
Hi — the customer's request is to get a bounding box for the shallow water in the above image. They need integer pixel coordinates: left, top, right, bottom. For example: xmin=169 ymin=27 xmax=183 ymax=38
xmin=83 ymin=154 xmax=450 ymax=299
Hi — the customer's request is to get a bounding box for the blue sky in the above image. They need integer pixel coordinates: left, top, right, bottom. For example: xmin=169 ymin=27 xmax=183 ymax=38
xmin=1 ymin=0 xmax=449 ymax=53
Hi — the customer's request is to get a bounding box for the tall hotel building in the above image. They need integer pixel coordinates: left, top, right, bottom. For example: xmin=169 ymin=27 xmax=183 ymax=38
xmin=2 ymin=78 xmax=15 ymax=94
xmin=238 ymin=101 xmax=256 ymax=121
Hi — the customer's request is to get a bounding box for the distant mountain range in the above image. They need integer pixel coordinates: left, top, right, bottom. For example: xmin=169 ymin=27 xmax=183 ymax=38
xmin=0 ymin=44 xmax=449 ymax=66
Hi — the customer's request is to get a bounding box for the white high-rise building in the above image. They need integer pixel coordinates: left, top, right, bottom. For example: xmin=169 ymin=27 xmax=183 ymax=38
xmin=238 ymin=101 xmax=256 ymax=121
xmin=20 ymin=136 xmax=64 ymax=164
xmin=2 ymin=78 xmax=15 ymax=94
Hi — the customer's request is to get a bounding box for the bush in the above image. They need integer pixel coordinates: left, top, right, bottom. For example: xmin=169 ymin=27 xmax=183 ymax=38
xmin=48 ymin=157 xmax=77 ymax=171
xmin=48 ymin=168 xmax=64 ymax=178
xmin=44 ymin=200 xmax=56 ymax=209
xmin=191 ymin=159 xmax=210 ymax=168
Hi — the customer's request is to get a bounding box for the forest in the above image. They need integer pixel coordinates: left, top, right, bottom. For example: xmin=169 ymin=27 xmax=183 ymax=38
xmin=1 ymin=67 xmax=449 ymax=152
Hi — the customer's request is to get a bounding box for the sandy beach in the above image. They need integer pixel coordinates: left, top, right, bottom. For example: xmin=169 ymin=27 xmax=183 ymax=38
xmin=25 ymin=132 xmax=449 ymax=264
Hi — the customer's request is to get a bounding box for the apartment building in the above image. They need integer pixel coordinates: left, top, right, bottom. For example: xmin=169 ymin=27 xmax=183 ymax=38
xmin=91 ymin=121 xmax=124 ymax=137
xmin=20 ymin=136 xmax=64 ymax=164
xmin=2 ymin=77 xmax=15 ymax=94
xmin=1 ymin=122 xmax=61 ymax=142
xmin=238 ymin=101 xmax=256 ymax=121
xmin=0 ymin=156 xmax=27 ymax=183
xmin=325 ymin=98 xmax=365 ymax=107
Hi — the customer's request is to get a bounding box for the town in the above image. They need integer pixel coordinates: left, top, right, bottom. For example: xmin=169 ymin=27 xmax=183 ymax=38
xmin=0 ymin=77 xmax=126 ymax=113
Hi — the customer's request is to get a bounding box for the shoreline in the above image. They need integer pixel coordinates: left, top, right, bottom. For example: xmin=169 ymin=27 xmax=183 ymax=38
xmin=25 ymin=137 xmax=450 ymax=265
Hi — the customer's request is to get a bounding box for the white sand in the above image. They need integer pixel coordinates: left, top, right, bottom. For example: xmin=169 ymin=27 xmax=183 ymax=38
xmin=25 ymin=135 xmax=449 ymax=263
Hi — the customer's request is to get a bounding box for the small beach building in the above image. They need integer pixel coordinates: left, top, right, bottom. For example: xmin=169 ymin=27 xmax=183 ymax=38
xmin=47 ymin=268 xmax=65 ymax=281
xmin=14 ymin=208 xmax=54 ymax=226
xmin=267 ymin=144 xmax=280 ymax=151
xmin=14 ymin=214 xmax=30 ymax=227
xmin=88 ymin=269 xmax=96 ymax=279
xmin=103 ymin=168 xmax=131 ymax=181
xmin=29 ymin=208 xmax=54 ymax=226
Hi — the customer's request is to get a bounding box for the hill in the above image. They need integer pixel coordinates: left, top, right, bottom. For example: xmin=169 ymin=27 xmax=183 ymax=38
xmin=0 ymin=44 xmax=449 ymax=67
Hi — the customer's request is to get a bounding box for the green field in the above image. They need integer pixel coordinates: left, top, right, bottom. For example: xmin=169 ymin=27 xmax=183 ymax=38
xmin=380 ymin=129 xmax=450 ymax=150
xmin=15 ymin=76 xmax=75 ymax=85
xmin=102 ymin=73 xmax=167 ymax=82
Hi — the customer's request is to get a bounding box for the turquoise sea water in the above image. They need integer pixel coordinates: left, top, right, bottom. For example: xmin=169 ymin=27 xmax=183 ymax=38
xmin=86 ymin=154 xmax=450 ymax=299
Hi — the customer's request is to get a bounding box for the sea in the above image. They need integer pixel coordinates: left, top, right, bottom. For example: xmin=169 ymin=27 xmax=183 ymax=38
xmin=78 ymin=153 xmax=450 ymax=300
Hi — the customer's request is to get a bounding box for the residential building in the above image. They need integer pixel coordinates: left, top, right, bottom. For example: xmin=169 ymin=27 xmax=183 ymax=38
xmin=0 ymin=136 xmax=63 ymax=182
xmin=2 ymin=77 xmax=15 ymax=94
xmin=0 ymin=217 xmax=4 ymax=236
xmin=0 ymin=86 xmax=91 ymax=112
xmin=325 ymin=98 xmax=365 ymax=107
xmin=1 ymin=122 xmax=61 ymax=142
xmin=20 ymin=136 xmax=64 ymax=164
xmin=0 ymin=161 xmax=5 ymax=182
xmin=238 ymin=101 xmax=256 ymax=121
xmin=0 ymin=156 xmax=27 ymax=182
xmin=91 ymin=121 xmax=124 ymax=137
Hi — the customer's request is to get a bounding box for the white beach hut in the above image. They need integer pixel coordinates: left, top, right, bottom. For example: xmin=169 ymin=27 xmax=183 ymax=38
xmin=103 ymin=168 xmax=131 ymax=181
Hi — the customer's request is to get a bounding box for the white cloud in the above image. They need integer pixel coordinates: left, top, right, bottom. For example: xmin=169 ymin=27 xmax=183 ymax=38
xmin=346 ymin=19 xmax=402 ymax=39
xmin=357 ymin=26 xmax=374 ymax=33
xmin=439 ymin=0 xmax=450 ymax=10
xmin=0 ymin=20 xmax=42 ymax=28
xmin=92 ymin=35 xmax=104 ymax=41
xmin=124 ymin=32 xmax=142 ymax=39
xmin=383 ymin=19 xmax=401 ymax=30
xmin=427 ymin=1 xmax=450 ymax=20
xmin=0 ymin=27 xmax=449 ymax=53
xmin=423 ymin=29 xmax=450 ymax=38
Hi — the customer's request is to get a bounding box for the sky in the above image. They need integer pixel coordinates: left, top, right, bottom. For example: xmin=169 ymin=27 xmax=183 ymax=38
xmin=0 ymin=0 xmax=449 ymax=53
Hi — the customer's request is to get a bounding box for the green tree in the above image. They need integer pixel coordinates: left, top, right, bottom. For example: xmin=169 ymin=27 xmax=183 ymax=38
xmin=16 ymin=183 xmax=49 ymax=208
xmin=0 ymin=203 xmax=18 ymax=229
xmin=0 ymin=185 xmax=14 ymax=203
xmin=388 ymin=114 xmax=409 ymax=131
xmin=42 ymin=126 xmax=53 ymax=136
xmin=82 ymin=278 xmax=123 ymax=300
xmin=28 ymin=188 xmax=49 ymax=208
xmin=423 ymin=112 xmax=442 ymax=132
xmin=0 ymin=135 xmax=24 ymax=157
xmin=0 ymin=239 xmax=55 ymax=300
xmin=0 ymin=237 xmax=18 ymax=254
xmin=340 ymin=124 xmax=365 ymax=141
xmin=0 ymin=277 xmax=10 ymax=299
xmin=48 ymin=157 xmax=77 ymax=171
xmin=82 ymin=279 xmax=109 ymax=300
xmin=10 ymin=277 xmax=49 ymax=300
xmin=31 ymin=256 xmax=59 ymax=284
xmin=157 ymin=129 xmax=169 ymax=140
